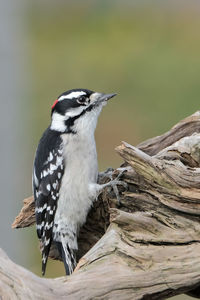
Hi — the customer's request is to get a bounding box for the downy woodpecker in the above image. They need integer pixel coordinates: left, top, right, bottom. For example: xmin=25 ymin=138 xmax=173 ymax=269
xmin=33 ymin=88 xmax=121 ymax=275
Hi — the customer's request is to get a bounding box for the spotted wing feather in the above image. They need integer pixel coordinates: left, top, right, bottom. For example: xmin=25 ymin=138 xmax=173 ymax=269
xmin=33 ymin=128 xmax=65 ymax=275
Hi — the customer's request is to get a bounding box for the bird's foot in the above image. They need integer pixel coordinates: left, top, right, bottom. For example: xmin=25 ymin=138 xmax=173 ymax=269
xmin=99 ymin=167 xmax=128 ymax=206
xmin=98 ymin=167 xmax=114 ymax=182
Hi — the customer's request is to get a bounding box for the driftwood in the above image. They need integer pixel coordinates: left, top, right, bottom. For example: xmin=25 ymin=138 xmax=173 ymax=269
xmin=1 ymin=111 xmax=200 ymax=299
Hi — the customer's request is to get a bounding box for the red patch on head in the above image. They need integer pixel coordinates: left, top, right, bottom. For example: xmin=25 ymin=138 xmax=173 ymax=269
xmin=52 ymin=99 xmax=58 ymax=109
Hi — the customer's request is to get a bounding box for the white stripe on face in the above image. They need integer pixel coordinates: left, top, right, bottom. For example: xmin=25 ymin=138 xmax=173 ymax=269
xmin=65 ymin=106 xmax=86 ymax=117
xmin=58 ymin=91 xmax=86 ymax=101
xmin=50 ymin=112 xmax=67 ymax=132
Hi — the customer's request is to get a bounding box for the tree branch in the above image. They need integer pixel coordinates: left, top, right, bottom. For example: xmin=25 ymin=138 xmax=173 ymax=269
xmin=2 ymin=111 xmax=200 ymax=299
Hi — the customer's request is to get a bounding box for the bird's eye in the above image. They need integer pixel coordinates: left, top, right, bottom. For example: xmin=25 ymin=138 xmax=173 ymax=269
xmin=77 ymin=95 xmax=87 ymax=105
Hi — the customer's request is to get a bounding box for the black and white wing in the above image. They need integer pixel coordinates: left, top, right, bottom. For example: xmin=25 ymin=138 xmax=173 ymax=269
xmin=33 ymin=128 xmax=64 ymax=275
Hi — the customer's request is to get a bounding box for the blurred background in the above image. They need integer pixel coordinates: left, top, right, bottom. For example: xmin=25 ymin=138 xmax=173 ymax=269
xmin=1 ymin=0 xmax=200 ymax=298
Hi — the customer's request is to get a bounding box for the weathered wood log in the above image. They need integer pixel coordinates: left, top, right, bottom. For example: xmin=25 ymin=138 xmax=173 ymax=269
xmin=2 ymin=111 xmax=200 ymax=299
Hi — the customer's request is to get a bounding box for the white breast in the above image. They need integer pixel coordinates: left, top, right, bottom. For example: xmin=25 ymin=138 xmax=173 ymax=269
xmin=53 ymin=132 xmax=98 ymax=248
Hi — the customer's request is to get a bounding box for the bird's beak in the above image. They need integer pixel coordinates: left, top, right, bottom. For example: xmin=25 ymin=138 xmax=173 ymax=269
xmin=98 ymin=93 xmax=117 ymax=102
xmin=91 ymin=92 xmax=117 ymax=105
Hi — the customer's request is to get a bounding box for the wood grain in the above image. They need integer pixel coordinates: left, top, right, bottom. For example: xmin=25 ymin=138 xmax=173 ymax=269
xmin=3 ymin=111 xmax=200 ymax=299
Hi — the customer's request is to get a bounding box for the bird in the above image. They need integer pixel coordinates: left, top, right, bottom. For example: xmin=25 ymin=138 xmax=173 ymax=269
xmin=32 ymin=88 xmax=123 ymax=276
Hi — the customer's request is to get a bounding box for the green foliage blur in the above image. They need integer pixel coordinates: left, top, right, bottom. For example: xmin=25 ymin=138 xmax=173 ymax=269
xmin=28 ymin=1 xmax=200 ymax=171
xmin=25 ymin=2 xmax=200 ymax=293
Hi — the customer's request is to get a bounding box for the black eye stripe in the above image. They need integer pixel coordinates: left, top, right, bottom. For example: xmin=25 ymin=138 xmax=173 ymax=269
xmin=77 ymin=96 xmax=90 ymax=105
xmin=79 ymin=96 xmax=86 ymax=102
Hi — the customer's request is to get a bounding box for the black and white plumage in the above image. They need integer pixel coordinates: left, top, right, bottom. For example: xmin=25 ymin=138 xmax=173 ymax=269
xmin=33 ymin=89 xmax=117 ymax=275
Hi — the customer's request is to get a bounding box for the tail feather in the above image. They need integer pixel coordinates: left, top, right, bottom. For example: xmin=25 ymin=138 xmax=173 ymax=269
xmin=56 ymin=241 xmax=76 ymax=275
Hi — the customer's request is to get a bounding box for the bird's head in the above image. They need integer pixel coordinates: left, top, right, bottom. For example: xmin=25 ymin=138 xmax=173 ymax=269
xmin=50 ymin=89 xmax=116 ymax=134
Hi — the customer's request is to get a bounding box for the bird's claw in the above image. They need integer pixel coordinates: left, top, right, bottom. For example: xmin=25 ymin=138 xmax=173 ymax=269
xmin=103 ymin=167 xmax=128 ymax=206
xmin=98 ymin=167 xmax=114 ymax=182
xmin=107 ymin=179 xmax=128 ymax=205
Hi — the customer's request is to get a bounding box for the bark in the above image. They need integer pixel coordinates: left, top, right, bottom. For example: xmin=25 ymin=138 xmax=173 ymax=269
xmin=2 ymin=111 xmax=200 ymax=299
